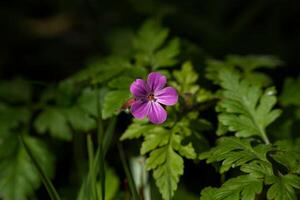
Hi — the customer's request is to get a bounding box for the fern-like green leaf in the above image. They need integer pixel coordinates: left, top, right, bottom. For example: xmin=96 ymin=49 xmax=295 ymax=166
xmin=172 ymin=134 xmax=196 ymax=159
xmin=151 ymin=38 xmax=180 ymax=69
xmin=133 ymin=19 xmax=169 ymax=54
xmin=140 ymin=127 xmax=169 ymax=155
xmin=120 ymin=120 xmax=155 ymax=140
xmin=146 ymin=145 xmax=184 ymax=200
xmin=199 ymin=137 xmax=271 ymax=173
xmin=270 ymin=140 xmax=300 ymax=174
xmin=217 ymin=70 xmax=281 ymax=143
xmin=133 ymin=19 xmax=180 ymax=69
xmin=172 ymin=61 xmax=199 ymax=94
xmin=266 ymin=174 xmax=300 ymax=200
xmin=201 ymin=175 xmax=263 ymax=200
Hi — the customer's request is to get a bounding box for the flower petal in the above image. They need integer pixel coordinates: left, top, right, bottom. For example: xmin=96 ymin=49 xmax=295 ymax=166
xmin=147 ymin=72 xmax=167 ymax=92
xmin=155 ymin=87 xmax=178 ymax=106
xmin=148 ymin=102 xmax=167 ymax=124
xmin=131 ymin=100 xmax=150 ymax=119
xmin=130 ymin=79 xmax=149 ymax=98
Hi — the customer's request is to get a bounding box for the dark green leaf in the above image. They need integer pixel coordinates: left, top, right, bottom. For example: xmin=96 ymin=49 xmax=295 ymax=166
xmin=266 ymin=174 xmax=300 ymax=200
xmin=34 ymin=107 xmax=72 ymax=140
xmin=0 ymin=135 xmax=54 ymax=200
xmin=199 ymin=137 xmax=271 ymax=173
xmin=217 ymin=70 xmax=281 ymax=143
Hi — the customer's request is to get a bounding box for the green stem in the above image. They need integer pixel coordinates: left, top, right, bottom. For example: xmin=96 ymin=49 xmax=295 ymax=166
xmin=261 ymin=130 xmax=270 ymax=145
xmin=103 ymin=117 xmax=117 ymax=155
xmin=87 ymin=134 xmax=97 ymax=199
xmin=19 ymin=134 xmax=61 ymax=200
xmin=96 ymin=87 xmax=105 ymax=200
xmin=117 ymin=143 xmax=140 ymax=200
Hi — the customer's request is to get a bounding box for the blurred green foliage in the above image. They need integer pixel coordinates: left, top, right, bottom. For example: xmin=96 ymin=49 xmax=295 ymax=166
xmin=0 ymin=1 xmax=300 ymax=200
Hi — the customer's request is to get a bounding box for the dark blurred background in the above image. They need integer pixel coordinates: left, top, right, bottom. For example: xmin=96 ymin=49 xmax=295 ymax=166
xmin=0 ymin=0 xmax=299 ymax=82
xmin=0 ymin=0 xmax=299 ymax=198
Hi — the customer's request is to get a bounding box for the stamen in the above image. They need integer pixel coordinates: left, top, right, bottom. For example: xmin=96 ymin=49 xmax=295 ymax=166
xmin=147 ymin=93 xmax=155 ymax=101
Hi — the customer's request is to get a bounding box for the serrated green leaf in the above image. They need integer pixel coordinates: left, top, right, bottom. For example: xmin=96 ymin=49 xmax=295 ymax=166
xmin=149 ymin=147 xmax=184 ymax=200
xmin=34 ymin=107 xmax=72 ymax=140
xmin=0 ymin=135 xmax=54 ymax=200
xmin=145 ymin=146 xmax=168 ymax=170
xmin=200 ymin=187 xmax=219 ymax=200
xmin=266 ymin=174 xmax=300 ymax=200
xmin=205 ymin=59 xmax=233 ymax=84
xmin=240 ymin=160 xmax=273 ymax=178
xmin=102 ymin=90 xmax=131 ymax=119
xmin=151 ymin=38 xmax=180 ymax=69
xmin=172 ymin=134 xmax=196 ymax=159
xmin=141 ymin=127 xmax=169 ymax=155
xmin=133 ymin=19 xmax=169 ymax=54
xmin=133 ymin=19 xmax=180 ymax=70
xmin=270 ymin=140 xmax=300 ymax=174
xmin=120 ymin=120 xmax=154 ymax=140
xmin=172 ymin=61 xmax=199 ymax=94
xmin=217 ymin=70 xmax=281 ymax=143
xmin=214 ymin=175 xmax=263 ymax=200
xmin=199 ymin=137 xmax=271 ymax=173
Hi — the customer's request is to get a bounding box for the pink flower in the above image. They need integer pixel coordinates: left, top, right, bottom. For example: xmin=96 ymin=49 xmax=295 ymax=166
xmin=130 ymin=72 xmax=178 ymax=124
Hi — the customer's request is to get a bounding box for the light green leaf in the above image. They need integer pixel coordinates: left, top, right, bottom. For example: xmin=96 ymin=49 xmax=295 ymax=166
xmin=102 ymin=90 xmax=131 ymax=119
xmin=172 ymin=134 xmax=196 ymax=159
xmin=145 ymin=146 xmax=168 ymax=170
xmin=146 ymin=146 xmax=184 ymax=200
xmin=172 ymin=61 xmax=199 ymax=94
xmin=120 ymin=120 xmax=154 ymax=140
xmin=141 ymin=127 xmax=169 ymax=155
xmin=200 ymin=187 xmax=218 ymax=200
